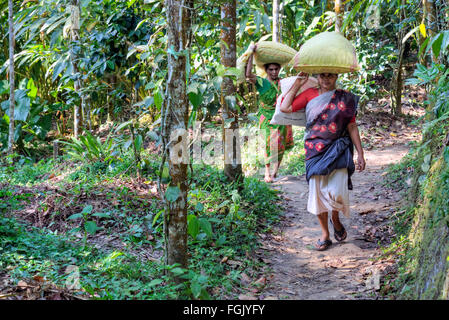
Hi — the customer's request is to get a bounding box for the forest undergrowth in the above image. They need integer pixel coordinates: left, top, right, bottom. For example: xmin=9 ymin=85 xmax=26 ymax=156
xmin=0 ymin=148 xmax=284 ymax=299
xmin=0 ymin=90 xmax=425 ymax=300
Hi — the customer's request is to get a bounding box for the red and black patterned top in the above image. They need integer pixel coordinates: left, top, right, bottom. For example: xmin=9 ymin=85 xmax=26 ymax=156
xmin=291 ymin=88 xmax=357 ymax=161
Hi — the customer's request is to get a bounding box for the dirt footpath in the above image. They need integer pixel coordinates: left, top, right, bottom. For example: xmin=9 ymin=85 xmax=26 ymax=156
xmin=256 ymin=145 xmax=409 ymax=300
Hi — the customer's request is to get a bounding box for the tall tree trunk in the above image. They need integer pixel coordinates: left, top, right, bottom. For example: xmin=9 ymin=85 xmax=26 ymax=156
xmin=391 ymin=0 xmax=406 ymax=116
xmin=70 ymin=0 xmax=81 ymax=138
xmin=163 ymin=0 xmax=193 ymax=275
xmin=220 ymin=0 xmax=242 ymax=182
xmin=272 ymin=0 xmax=282 ymax=42
xmin=334 ymin=0 xmax=343 ymax=33
xmin=7 ymin=0 xmax=14 ymax=154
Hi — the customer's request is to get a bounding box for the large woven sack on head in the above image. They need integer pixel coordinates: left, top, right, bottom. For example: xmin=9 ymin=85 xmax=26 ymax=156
xmin=254 ymin=41 xmax=297 ymax=74
xmin=270 ymin=76 xmax=319 ymax=127
xmin=291 ymin=32 xmax=360 ymax=74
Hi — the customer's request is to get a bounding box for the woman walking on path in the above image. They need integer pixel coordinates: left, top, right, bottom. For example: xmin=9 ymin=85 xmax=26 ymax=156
xmin=245 ymin=44 xmax=297 ymax=183
xmin=280 ymin=73 xmax=366 ymax=251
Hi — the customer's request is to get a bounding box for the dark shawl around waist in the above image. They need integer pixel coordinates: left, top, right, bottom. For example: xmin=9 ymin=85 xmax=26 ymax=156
xmin=305 ymin=136 xmax=355 ymax=190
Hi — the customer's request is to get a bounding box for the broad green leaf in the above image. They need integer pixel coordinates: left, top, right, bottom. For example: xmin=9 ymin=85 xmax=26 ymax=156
xmin=161 ymin=166 xmax=170 ymax=179
xmin=212 ymin=76 xmax=222 ymax=91
xmin=224 ymin=95 xmax=237 ymax=110
xmin=198 ymin=218 xmax=212 ymax=239
xmin=432 ymin=33 xmax=444 ymax=59
xmin=170 ymin=267 xmax=186 ymax=276
xmin=421 ymin=162 xmax=430 ymax=173
xmin=188 ymin=92 xmax=203 ymax=109
xmin=52 ymin=60 xmax=66 ymax=82
xmin=262 ymin=14 xmax=271 ymax=33
xmin=127 ymin=0 xmax=138 ymax=8
xmin=154 ymin=90 xmax=163 ymax=110
xmin=82 ymin=205 xmax=93 ymax=215
xmin=191 ymin=281 xmax=202 ymax=298
xmin=26 ymin=78 xmax=38 ymax=99
xmin=85 ymin=221 xmax=98 ymax=235
xmin=147 ymin=279 xmax=164 ymax=287
xmin=134 ymin=134 xmax=143 ymax=151
xmin=187 ymin=214 xmax=199 ymax=239
xmin=106 ymin=60 xmax=115 ymax=71
xmin=224 ymin=67 xmax=242 ymax=78
xmin=68 ymin=213 xmax=83 ymax=220
xmin=165 ymin=186 xmax=181 ymax=202
xmin=92 ymin=212 xmax=111 ymax=218
xmin=14 ymin=100 xmax=31 ymax=122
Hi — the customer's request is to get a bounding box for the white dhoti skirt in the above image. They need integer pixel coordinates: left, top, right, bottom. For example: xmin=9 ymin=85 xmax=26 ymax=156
xmin=307 ymin=168 xmax=350 ymax=217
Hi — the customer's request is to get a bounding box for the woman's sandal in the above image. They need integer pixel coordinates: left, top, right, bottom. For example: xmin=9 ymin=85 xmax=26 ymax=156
xmin=315 ymin=239 xmax=332 ymax=251
xmin=330 ymin=219 xmax=347 ymax=242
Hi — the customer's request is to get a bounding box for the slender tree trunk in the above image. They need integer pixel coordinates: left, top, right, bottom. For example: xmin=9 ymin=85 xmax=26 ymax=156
xmin=423 ymin=0 xmax=440 ymax=65
xmin=70 ymin=0 xmax=81 ymax=138
xmin=391 ymin=0 xmax=406 ymax=116
xmin=423 ymin=0 xmax=437 ymax=38
xmin=272 ymin=0 xmax=282 ymax=42
xmin=7 ymin=0 xmax=15 ymax=154
xmin=334 ymin=0 xmax=343 ymax=33
xmin=163 ymin=0 xmax=193 ymax=275
xmin=220 ymin=0 xmax=242 ymax=182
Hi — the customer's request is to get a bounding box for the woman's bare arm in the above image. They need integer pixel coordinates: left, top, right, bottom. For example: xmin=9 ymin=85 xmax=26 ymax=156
xmin=280 ymin=73 xmax=309 ymax=113
xmin=245 ymin=44 xmax=257 ymax=84
xmin=347 ymin=122 xmax=366 ymax=171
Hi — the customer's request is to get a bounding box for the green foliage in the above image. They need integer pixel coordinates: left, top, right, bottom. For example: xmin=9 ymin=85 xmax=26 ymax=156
xmin=0 ymin=154 xmax=55 ymax=185
xmin=60 ymin=131 xmax=117 ymax=164
xmin=0 ymin=78 xmax=60 ymax=154
xmin=1 ymin=149 xmax=282 ymax=299
xmin=0 ymin=215 xmax=176 ymax=300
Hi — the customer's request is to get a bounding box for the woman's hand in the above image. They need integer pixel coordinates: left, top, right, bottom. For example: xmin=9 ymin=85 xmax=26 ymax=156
xmin=296 ymin=72 xmax=309 ymax=86
xmin=356 ymin=154 xmax=366 ymax=171
xmin=249 ymin=43 xmax=257 ymax=54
